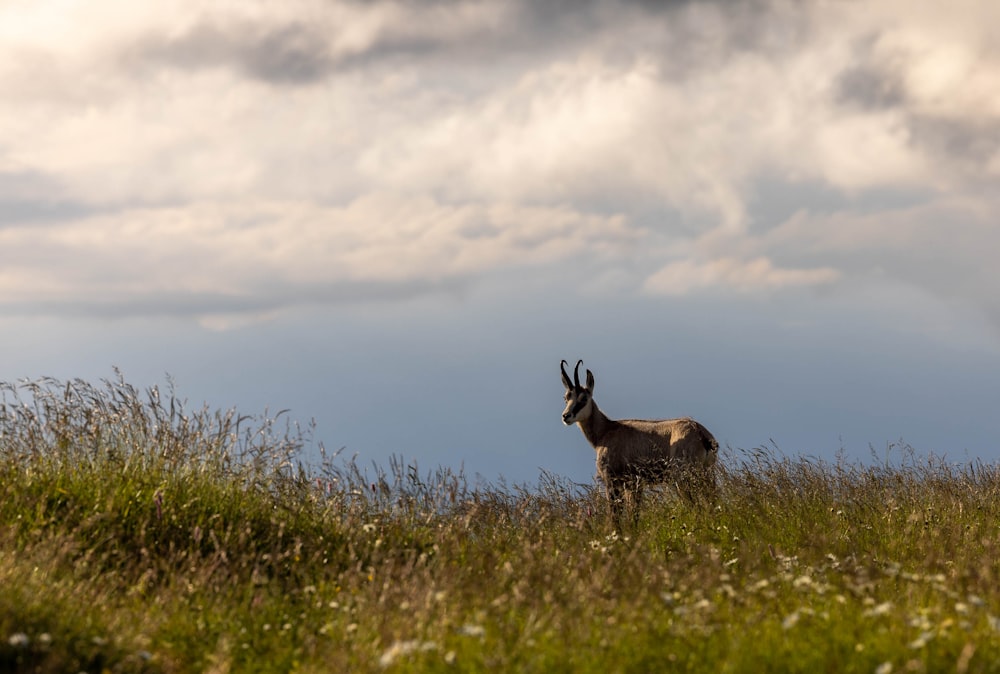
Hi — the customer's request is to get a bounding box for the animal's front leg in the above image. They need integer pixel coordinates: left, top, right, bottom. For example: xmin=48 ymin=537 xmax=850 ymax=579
xmin=606 ymin=480 xmax=626 ymax=531
xmin=677 ymin=464 xmax=717 ymax=506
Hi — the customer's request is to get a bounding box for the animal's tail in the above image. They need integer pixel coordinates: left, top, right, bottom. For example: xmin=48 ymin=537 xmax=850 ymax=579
xmin=698 ymin=423 xmax=719 ymax=455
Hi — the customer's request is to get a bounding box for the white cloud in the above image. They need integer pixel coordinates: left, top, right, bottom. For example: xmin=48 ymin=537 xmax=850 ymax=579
xmin=0 ymin=0 xmax=997 ymax=323
xmin=761 ymin=194 xmax=1000 ymax=310
xmin=643 ymin=256 xmax=839 ymax=296
xmin=0 ymin=195 xmax=633 ymax=321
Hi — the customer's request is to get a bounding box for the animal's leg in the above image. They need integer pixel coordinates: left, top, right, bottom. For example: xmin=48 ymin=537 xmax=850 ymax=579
xmin=606 ymin=480 xmax=625 ymax=531
xmin=682 ymin=465 xmax=717 ymax=507
xmin=628 ymin=481 xmax=644 ymax=527
xmin=702 ymin=467 xmax=718 ymax=507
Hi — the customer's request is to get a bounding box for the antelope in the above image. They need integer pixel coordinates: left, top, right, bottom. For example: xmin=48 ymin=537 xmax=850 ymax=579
xmin=560 ymin=359 xmax=718 ymax=527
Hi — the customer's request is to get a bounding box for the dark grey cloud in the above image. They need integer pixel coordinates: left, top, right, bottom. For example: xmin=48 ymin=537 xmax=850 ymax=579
xmin=0 ymin=168 xmax=65 ymax=201
xmin=137 ymin=21 xmax=334 ymax=85
xmin=0 ymin=170 xmax=98 ymax=227
xmin=134 ymin=14 xmax=468 ymax=85
xmin=0 ymin=277 xmax=464 ymax=321
xmin=836 ymin=63 xmax=908 ymax=110
xmin=746 ymin=176 xmax=932 ymax=234
xmin=908 ymin=114 xmax=1000 ymax=170
xmin=130 ymin=0 xmax=782 ymax=86
xmin=834 ymin=34 xmax=908 ymax=111
xmin=0 ymin=198 xmax=96 ymax=228
xmin=240 ymin=24 xmax=334 ymax=84
xmin=830 ymin=34 xmax=1000 ymax=187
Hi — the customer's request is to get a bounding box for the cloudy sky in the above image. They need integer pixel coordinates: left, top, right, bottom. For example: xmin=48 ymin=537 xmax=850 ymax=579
xmin=2 ymin=0 xmax=998 ymax=484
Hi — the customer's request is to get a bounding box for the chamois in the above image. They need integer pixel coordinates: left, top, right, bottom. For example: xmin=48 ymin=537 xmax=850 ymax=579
xmin=560 ymin=359 xmax=718 ymax=527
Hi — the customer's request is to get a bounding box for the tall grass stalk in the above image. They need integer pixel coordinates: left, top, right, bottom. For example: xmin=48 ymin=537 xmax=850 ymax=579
xmin=2 ymin=375 xmax=1000 ymax=672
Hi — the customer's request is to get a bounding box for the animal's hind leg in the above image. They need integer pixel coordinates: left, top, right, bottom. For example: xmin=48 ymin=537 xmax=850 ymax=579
xmin=702 ymin=468 xmax=718 ymax=507
xmin=606 ymin=480 xmax=626 ymax=531
xmin=626 ymin=480 xmax=644 ymax=527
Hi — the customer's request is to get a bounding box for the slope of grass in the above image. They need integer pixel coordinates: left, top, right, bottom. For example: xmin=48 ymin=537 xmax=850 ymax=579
xmin=2 ymin=375 xmax=1000 ymax=672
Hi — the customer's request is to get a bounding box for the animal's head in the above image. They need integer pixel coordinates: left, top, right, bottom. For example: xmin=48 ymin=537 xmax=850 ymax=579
xmin=560 ymin=359 xmax=595 ymax=425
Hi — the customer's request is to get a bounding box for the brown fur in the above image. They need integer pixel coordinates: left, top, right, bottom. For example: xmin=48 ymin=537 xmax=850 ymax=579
xmin=561 ymin=360 xmax=718 ymax=528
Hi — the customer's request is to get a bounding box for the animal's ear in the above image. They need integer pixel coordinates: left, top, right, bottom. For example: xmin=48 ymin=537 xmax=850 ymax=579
xmin=585 ymin=369 xmax=595 ymax=393
xmin=560 ymin=360 xmax=573 ymax=390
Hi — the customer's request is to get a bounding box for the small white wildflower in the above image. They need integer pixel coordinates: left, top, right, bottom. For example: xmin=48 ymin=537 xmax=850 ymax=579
xmin=378 ymin=640 xmax=437 ymax=668
xmin=793 ymin=575 xmax=812 ymax=589
xmin=723 ymin=557 xmax=739 ymax=567
xmin=864 ymin=602 xmax=893 ymax=618
xmin=955 ymin=602 xmax=969 ymax=615
xmin=875 ymin=661 xmax=893 ymax=674
xmin=988 ymin=615 xmax=1000 ymax=632
xmin=908 ymin=631 xmax=933 ymax=649
xmin=362 ymin=523 xmax=377 ymax=534
xmin=782 ymin=611 xmax=800 ymax=630
xmin=968 ymin=595 xmax=985 ymax=608
xmin=458 ymin=624 xmax=485 ymax=638
xmin=8 ymin=633 xmax=29 ymax=648
xmin=776 ymin=554 xmax=798 ymax=569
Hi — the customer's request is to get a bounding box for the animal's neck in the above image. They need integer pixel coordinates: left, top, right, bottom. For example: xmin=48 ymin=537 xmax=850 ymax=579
xmin=578 ymin=404 xmax=614 ymax=448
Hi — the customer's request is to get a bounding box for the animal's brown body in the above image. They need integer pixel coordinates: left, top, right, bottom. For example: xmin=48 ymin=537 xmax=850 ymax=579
xmin=561 ymin=360 xmax=718 ymax=527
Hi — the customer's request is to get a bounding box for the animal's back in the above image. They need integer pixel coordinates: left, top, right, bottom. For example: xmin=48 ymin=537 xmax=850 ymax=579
xmin=617 ymin=416 xmax=717 ymax=463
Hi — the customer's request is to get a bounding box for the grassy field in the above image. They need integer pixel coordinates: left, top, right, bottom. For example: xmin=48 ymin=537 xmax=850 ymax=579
xmin=2 ymin=375 xmax=1000 ymax=673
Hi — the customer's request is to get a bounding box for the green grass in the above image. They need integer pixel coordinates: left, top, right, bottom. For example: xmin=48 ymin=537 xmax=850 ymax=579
xmin=2 ymin=375 xmax=1000 ymax=672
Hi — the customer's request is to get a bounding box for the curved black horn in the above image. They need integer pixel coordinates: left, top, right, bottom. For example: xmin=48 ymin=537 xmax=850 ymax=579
xmin=560 ymin=359 xmax=570 ymax=383
xmin=573 ymin=360 xmax=583 ymax=388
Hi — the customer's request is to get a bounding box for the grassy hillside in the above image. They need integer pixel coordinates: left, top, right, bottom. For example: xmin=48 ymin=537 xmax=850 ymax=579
xmin=2 ymin=376 xmax=1000 ymax=673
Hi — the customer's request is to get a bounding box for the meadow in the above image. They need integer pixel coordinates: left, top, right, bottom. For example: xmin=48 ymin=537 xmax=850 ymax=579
xmin=2 ymin=375 xmax=1000 ymax=673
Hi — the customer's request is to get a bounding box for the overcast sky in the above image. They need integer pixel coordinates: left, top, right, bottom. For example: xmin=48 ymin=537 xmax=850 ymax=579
xmin=2 ymin=0 xmax=999 ymax=484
